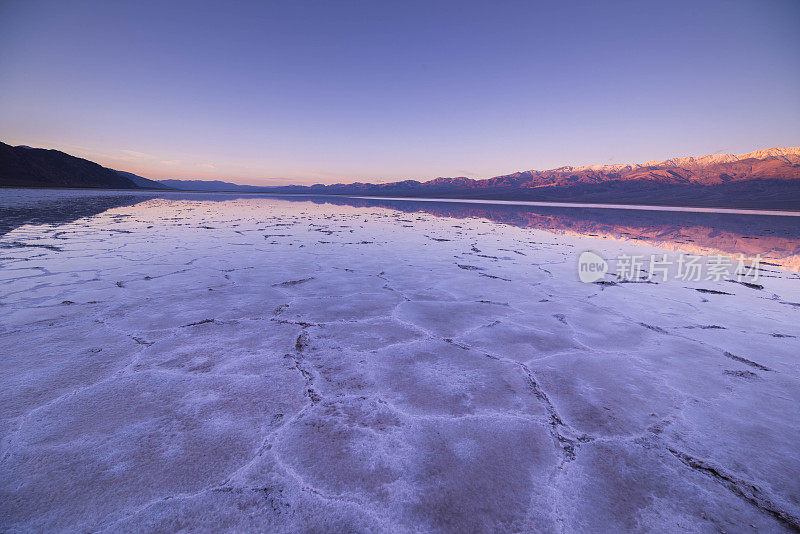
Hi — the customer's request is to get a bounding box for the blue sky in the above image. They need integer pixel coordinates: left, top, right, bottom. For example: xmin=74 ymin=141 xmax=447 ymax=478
xmin=1 ymin=0 xmax=798 ymax=185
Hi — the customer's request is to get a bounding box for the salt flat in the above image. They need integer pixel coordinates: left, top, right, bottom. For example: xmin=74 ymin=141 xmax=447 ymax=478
xmin=1 ymin=190 xmax=799 ymax=532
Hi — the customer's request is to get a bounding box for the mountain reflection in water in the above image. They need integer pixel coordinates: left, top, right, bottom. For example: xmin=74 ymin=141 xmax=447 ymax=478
xmin=1 ymin=189 xmax=799 ymax=271
xmin=276 ymin=195 xmax=800 ymax=271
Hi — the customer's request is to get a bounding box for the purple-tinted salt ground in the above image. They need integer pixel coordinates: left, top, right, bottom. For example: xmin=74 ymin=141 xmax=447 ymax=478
xmin=1 ymin=190 xmax=799 ymax=532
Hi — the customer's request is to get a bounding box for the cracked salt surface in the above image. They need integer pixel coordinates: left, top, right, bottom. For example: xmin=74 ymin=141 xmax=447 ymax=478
xmin=1 ymin=189 xmax=799 ymax=532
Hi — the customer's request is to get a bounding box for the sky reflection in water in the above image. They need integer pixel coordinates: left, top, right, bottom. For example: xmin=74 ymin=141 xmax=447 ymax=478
xmin=2 ymin=189 xmax=799 ymax=271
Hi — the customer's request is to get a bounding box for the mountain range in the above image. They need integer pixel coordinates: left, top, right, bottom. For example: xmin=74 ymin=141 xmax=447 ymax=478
xmin=2 ymin=142 xmax=799 ymax=209
xmin=160 ymin=146 xmax=800 ymax=209
xmin=0 ymin=142 xmax=171 ymax=190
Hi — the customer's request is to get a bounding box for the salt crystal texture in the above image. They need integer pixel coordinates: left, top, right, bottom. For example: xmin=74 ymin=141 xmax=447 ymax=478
xmin=0 ymin=190 xmax=798 ymax=532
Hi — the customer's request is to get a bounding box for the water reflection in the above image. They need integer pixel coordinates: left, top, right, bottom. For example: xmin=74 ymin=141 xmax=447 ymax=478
xmin=0 ymin=191 xmax=158 ymax=236
xmin=275 ymin=195 xmax=800 ymax=270
xmin=1 ymin=189 xmax=799 ymax=270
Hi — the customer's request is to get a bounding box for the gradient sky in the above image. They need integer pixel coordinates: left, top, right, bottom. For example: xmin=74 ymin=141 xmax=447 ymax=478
xmin=1 ymin=0 xmax=799 ymax=185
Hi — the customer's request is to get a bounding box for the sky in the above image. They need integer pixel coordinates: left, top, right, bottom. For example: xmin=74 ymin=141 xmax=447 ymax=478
xmin=1 ymin=0 xmax=799 ymax=186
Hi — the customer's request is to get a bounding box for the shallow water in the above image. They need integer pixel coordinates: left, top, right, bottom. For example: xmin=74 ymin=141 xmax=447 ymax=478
xmin=3 ymin=188 xmax=800 ymax=269
xmin=1 ymin=188 xmax=799 ymax=532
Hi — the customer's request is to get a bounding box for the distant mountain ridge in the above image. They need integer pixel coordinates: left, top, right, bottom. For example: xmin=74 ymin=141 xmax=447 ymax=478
xmin=506 ymin=146 xmax=800 ymax=187
xmin=550 ymin=146 xmax=800 ymax=175
xmin=113 ymin=170 xmax=172 ymax=189
xmin=166 ymin=146 xmax=798 ymax=209
xmin=157 ymin=179 xmax=266 ymax=192
xmin=161 ymin=146 xmax=800 ymax=195
xmin=3 ymin=141 xmax=800 ymax=209
xmin=266 ymin=146 xmax=800 ymax=194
